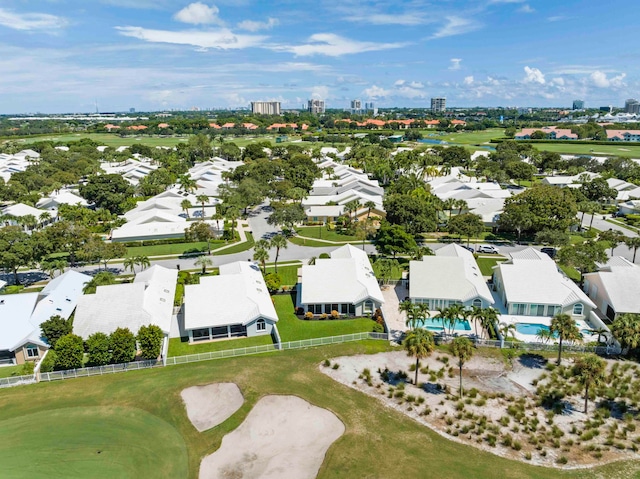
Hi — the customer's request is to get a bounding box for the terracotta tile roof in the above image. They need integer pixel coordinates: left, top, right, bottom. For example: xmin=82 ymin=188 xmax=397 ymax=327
xmin=607 ymin=129 xmax=640 ymax=139
xmin=222 ymin=123 xmax=235 ymax=128
xmin=157 ymin=123 xmax=169 ymax=128
xmin=242 ymin=123 xmax=258 ymax=130
xmin=126 ymin=125 xmax=148 ymax=131
xmin=209 ymin=123 xmax=221 ymax=129
xmin=451 ymin=119 xmax=466 ymax=125
xmin=104 ymin=124 xmax=120 ymax=130
xmin=424 ymin=120 xmax=440 ymax=125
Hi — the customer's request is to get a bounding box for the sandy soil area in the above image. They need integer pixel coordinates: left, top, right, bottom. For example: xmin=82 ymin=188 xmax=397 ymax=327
xmin=199 ymin=395 xmax=344 ymax=479
xmin=322 ymin=351 xmax=639 ymax=469
xmin=181 ymin=383 xmax=244 ymax=432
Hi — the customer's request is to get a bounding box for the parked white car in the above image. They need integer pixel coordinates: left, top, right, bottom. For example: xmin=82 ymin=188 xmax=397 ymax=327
xmin=477 ymin=245 xmax=499 ymax=254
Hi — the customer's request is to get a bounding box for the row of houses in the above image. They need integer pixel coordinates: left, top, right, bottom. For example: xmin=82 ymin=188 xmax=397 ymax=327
xmin=335 ymin=119 xmax=466 ymax=129
xmin=515 ymin=126 xmax=640 ymax=142
xmin=0 ymin=149 xmax=40 ymax=183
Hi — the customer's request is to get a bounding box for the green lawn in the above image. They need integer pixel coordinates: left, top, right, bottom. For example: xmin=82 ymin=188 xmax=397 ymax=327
xmin=0 ymin=341 xmax=635 ymax=479
xmin=15 ymin=133 xmax=191 ymax=148
xmin=212 ymin=232 xmax=254 ymax=255
xmin=419 ymin=128 xmax=504 ymax=145
xmin=273 ymin=293 xmax=376 ymax=341
xmin=559 ymin=264 xmax=582 ymax=282
xmin=476 ymin=257 xmax=506 ymax=276
xmin=0 ymin=366 xmax=23 ymax=379
xmin=529 ymin=141 xmax=640 ymax=158
xmin=126 ymin=241 xmax=215 ymax=257
xmin=0 ymin=406 xmax=187 ymax=478
xmin=288 ymin=236 xmax=344 ymax=247
xmin=168 ymin=335 xmax=274 ymax=357
xmin=264 ymin=264 xmax=299 ymax=286
xmin=296 ymin=226 xmax=362 ymax=242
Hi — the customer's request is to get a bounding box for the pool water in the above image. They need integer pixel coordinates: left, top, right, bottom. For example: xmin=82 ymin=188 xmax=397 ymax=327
xmin=514 ymin=323 xmax=592 ymax=338
xmin=423 ymin=317 xmax=471 ymax=332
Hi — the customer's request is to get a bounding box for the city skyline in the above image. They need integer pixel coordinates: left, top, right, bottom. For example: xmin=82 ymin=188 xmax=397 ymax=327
xmin=0 ymin=0 xmax=637 ymax=113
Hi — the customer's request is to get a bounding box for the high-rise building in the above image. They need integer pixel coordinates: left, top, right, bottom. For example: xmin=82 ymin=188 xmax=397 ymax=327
xmin=350 ymin=99 xmax=362 ymax=113
xmin=625 ymin=99 xmax=640 ymax=114
xmin=572 ymin=100 xmax=584 ymax=110
xmin=431 ymin=97 xmax=446 ymax=113
xmin=250 ymin=101 xmax=281 ymax=115
xmin=308 ymin=99 xmax=325 ymax=114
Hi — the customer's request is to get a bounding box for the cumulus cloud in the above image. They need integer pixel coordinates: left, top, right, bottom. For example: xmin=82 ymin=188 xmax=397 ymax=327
xmin=518 ymin=4 xmax=535 ymax=13
xmin=173 ymin=2 xmax=223 ymax=25
xmin=590 ymin=70 xmax=626 ymax=88
xmin=0 ymin=8 xmax=68 ymax=32
xmin=464 ymin=75 xmax=474 ymax=85
xmin=523 ymin=66 xmax=545 ymax=84
xmin=237 ymin=17 xmax=279 ymax=32
xmin=277 ymin=33 xmax=407 ymax=57
xmin=449 ymin=58 xmax=462 ymax=70
xmin=363 ymin=85 xmax=391 ymax=99
xmin=430 ymin=16 xmax=481 ymax=39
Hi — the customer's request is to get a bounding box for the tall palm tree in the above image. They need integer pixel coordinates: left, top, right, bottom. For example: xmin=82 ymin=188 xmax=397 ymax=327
xmin=447 ymin=303 xmax=465 ymax=335
xmin=270 ymin=233 xmax=288 ymax=273
xmin=83 ymin=271 xmax=116 ymax=294
xmin=404 ymin=328 xmax=435 ymax=385
xmin=135 ymin=255 xmax=150 ymax=271
xmin=588 ymin=327 xmax=609 ymax=344
xmin=181 ymin=199 xmax=192 ymax=219
xmin=179 ymin=174 xmax=196 ymax=193
xmin=625 ymin=237 xmax=640 ymax=263
xmin=364 ymin=200 xmax=376 ymax=221
xmin=123 ymin=257 xmax=137 ymax=274
xmin=195 ymin=256 xmax=213 ymax=274
xmin=536 ymin=328 xmax=554 ymax=344
xmin=572 ymin=354 xmax=606 ymax=413
xmin=443 ymin=198 xmax=456 ymax=219
xmin=450 ymin=337 xmax=474 ymax=398
xmin=550 ymin=313 xmax=582 ymax=365
xmin=212 ymin=210 xmax=224 ymax=237
xmin=480 ymin=308 xmax=499 ymax=339
xmin=196 ymin=194 xmax=209 ymax=219
xmin=499 ymin=322 xmax=517 ymax=341
xmin=253 ymin=239 xmax=270 ymax=274
xmin=39 ymin=212 xmax=52 ymax=229
xmin=344 ymin=199 xmax=361 ymax=224
xmin=469 ymin=305 xmax=484 ymax=337
xmin=434 ymin=306 xmax=450 ymax=334
xmin=610 ymin=313 xmax=640 ymax=355
xmin=225 ymin=207 xmax=239 ymax=240
xmin=454 ymin=199 xmax=468 ymax=216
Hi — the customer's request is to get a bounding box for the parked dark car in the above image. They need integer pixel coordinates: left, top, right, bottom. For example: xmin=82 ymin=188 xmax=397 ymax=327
xmin=541 ymin=247 xmax=557 ymax=258
xmin=461 ymin=245 xmax=475 ymax=253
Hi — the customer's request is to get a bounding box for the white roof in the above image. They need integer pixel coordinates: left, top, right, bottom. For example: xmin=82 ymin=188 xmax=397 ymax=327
xmin=300 ymin=244 xmax=384 ymax=305
xmin=497 ymin=248 xmax=595 ymax=308
xmin=2 ymin=203 xmax=48 ymax=219
xmin=0 ymin=270 xmax=91 ymax=351
xmin=184 ymin=261 xmax=278 ymax=330
xmin=585 ymin=257 xmax=640 ymax=314
xmin=36 ymin=191 xmax=88 ymax=209
xmin=73 ymin=265 xmax=177 ymax=338
xmin=409 ymin=244 xmax=493 ymax=304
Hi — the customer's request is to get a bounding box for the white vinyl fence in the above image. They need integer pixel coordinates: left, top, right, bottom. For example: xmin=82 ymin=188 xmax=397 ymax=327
xmin=0 ymin=374 xmax=37 ymax=388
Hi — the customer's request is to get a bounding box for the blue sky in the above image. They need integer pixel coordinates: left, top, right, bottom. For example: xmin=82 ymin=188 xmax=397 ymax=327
xmin=0 ymin=0 xmax=636 ymax=113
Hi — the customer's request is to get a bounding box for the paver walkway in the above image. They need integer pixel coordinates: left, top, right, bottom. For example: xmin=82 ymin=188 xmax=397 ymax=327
xmin=381 ymin=283 xmax=409 ymax=343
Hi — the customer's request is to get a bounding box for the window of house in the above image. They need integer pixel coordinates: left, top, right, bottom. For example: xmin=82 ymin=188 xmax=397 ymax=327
xmin=363 ymin=300 xmax=374 ymax=314
xmin=26 ymin=346 xmax=39 ymax=358
xmin=192 ymin=328 xmax=210 ymax=342
xmin=331 ymin=304 xmax=339 ymax=313
xmin=530 ymin=304 xmax=545 ymax=316
xmin=324 ymin=304 xmax=332 ymax=314
xmin=472 ymin=298 xmax=483 ymax=308
xmin=512 ymin=303 xmax=526 ymax=315
xmin=348 ymin=304 xmax=355 ymax=315
xmin=547 ymin=305 xmax=561 ymax=316
xmin=341 ymin=304 xmax=348 ymax=314
xmin=256 ymin=319 xmax=266 ymax=331
xmin=573 ymin=303 xmax=584 ymax=315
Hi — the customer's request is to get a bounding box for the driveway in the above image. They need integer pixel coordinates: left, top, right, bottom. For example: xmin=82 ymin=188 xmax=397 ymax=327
xmin=247 ymin=202 xmax=279 ymax=241
xmin=381 ymin=282 xmax=409 ymax=343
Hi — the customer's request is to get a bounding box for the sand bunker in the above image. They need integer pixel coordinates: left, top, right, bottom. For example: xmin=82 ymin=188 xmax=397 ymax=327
xmin=199 ymin=395 xmax=344 ymax=479
xmin=181 ymin=383 xmax=244 ymax=432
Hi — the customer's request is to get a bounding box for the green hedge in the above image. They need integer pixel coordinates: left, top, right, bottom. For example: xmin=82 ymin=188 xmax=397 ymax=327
xmin=121 ymin=238 xmax=226 ymax=247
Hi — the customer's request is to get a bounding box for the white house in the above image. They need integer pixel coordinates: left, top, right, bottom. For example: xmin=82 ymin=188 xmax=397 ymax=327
xmin=409 ymin=244 xmax=494 ymax=310
xmin=583 ymin=257 xmax=640 ymax=322
xmin=73 ymin=265 xmax=177 ymax=342
xmin=183 ymin=261 xmax=279 ymax=343
xmin=0 ymin=270 xmax=91 ymax=365
xmin=606 ymin=178 xmax=640 ymax=202
xmin=36 ymin=190 xmax=88 ymax=212
xmin=100 ymin=157 xmax=158 ymax=186
xmin=297 ymin=244 xmax=384 ymax=316
xmin=492 ymin=248 xmax=595 ymax=319
xmin=188 ymin=158 xmax=242 ymax=197
xmin=1 ymin=203 xmax=54 ymax=229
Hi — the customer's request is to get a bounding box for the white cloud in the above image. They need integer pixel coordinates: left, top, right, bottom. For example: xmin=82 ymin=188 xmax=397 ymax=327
xmin=590 ymin=70 xmax=626 ymax=88
xmin=237 ymin=17 xmax=279 ymax=32
xmin=173 ymin=2 xmax=223 ymax=25
xmin=0 ymin=8 xmax=68 ymax=32
xmin=464 ymin=75 xmax=474 ymax=85
xmin=523 ymin=66 xmax=545 ymax=84
xmin=547 ymin=15 xmax=566 ymax=22
xmin=116 ymin=26 xmax=267 ymax=50
xmin=449 ymin=58 xmax=462 ymax=70
xmin=395 ymin=79 xmax=423 ymax=88
xmin=356 ymin=13 xmax=426 ymax=25
xmin=394 ymin=79 xmax=406 ymax=86
xmin=310 ymin=85 xmax=329 ymax=99
xmin=363 ymin=85 xmax=391 ymax=99
xmin=430 ymin=16 xmax=480 ymax=39
xmin=551 ymin=77 xmax=565 ymax=86
xmin=277 ymin=33 xmax=407 ymax=57
xmin=519 ymin=4 xmax=535 ymax=13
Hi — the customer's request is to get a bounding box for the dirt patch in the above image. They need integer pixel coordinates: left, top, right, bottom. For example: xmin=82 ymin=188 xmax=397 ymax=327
xmin=199 ymin=395 xmax=344 ymax=479
xmin=181 ymin=383 xmax=244 ymax=432
xmin=321 ymin=351 xmax=640 ymax=469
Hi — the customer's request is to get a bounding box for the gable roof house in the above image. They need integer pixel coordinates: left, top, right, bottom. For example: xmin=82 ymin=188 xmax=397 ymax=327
xmin=583 ymin=257 xmax=640 ymax=322
xmin=0 ymin=270 xmax=91 ymax=365
xmin=73 ymin=266 xmax=176 ymax=358
xmin=183 ymin=261 xmax=279 ymax=343
xmin=296 ymin=244 xmax=384 ymax=316
xmin=492 ymin=247 xmax=595 ymax=319
xmin=409 ymin=244 xmax=494 ymax=310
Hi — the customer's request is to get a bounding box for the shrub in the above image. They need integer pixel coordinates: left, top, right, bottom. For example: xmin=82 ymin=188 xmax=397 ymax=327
xmin=40 ymin=315 xmax=72 ymax=349
xmin=556 ymin=456 xmax=568 ymax=465
xmin=323 ymin=359 xmax=330 ymax=367
xmin=39 ymin=350 xmax=56 ymax=373
xmin=524 ymin=452 xmax=532 ymax=460
xmin=512 ymin=440 xmax=522 ymax=451
xmin=373 ymin=323 xmax=384 ymax=333
xmin=320 ymin=313 xmax=328 ymax=320
xmin=54 ymin=334 xmax=84 ymax=370
xmin=304 ymin=311 xmax=314 ymax=320
xmin=86 ymin=332 xmax=111 ymax=366
xmin=137 ymin=324 xmax=163 ymax=360
xmin=332 ymin=363 xmax=339 ymax=370
xmin=330 ymin=310 xmax=340 ymax=319
xmin=110 ymin=327 xmax=136 ymax=364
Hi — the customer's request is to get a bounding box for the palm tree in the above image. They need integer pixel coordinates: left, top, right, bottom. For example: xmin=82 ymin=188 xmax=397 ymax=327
xmin=179 ymin=174 xmax=196 ymax=193
xmin=123 ymin=256 xmax=137 ymax=273
xmin=270 ymin=233 xmax=288 ymax=273
xmin=450 ymin=337 xmax=474 ymax=398
xmin=212 ymin=210 xmax=224 ymax=237
xmin=355 ymin=218 xmax=376 ymax=250
xmin=454 ymin=199 xmax=468 ymax=216
xmin=447 ymin=303 xmax=465 ymax=335
xmin=344 ymin=199 xmax=361 ymax=224
xmin=588 ymin=327 xmax=609 ymax=344
xmin=253 ymin=239 xmax=270 ymax=274
xmin=572 ymin=354 xmax=606 ymax=413
xmin=468 ymin=305 xmax=484 ymax=337
xmin=625 ymin=237 xmax=640 ymax=263
xmin=550 ymin=313 xmax=582 ymax=365
xmin=536 ymin=328 xmax=554 ymax=344
xmin=225 ymin=207 xmax=240 ymax=240
xmin=434 ymin=306 xmax=450 ymax=333
xmin=196 ymin=194 xmax=209 ymax=219
xmin=443 ymin=198 xmax=456 ymax=219
xmin=364 ymin=200 xmax=376 ymax=221
xmin=308 ymin=256 xmax=317 ymax=266
xmin=499 ymin=322 xmax=517 ymax=341
xmin=195 ymin=256 xmax=213 ymax=274
xmin=610 ymin=313 xmax=640 ymax=355
xmin=403 ymin=328 xmax=435 ymax=385
xmin=83 ymin=271 xmax=116 ymax=294
xmin=135 ymin=255 xmax=150 ymax=271
xmin=39 ymin=211 xmax=52 ymax=228
xmin=481 ymin=308 xmax=499 ymax=339
xmin=181 ymin=199 xmax=192 ymax=219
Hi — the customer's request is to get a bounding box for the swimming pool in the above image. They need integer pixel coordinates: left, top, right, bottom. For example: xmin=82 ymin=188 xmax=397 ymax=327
xmin=423 ymin=317 xmax=472 ymax=332
xmin=514 ymin=323 xmax=592 ymax=337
